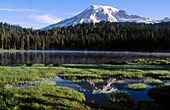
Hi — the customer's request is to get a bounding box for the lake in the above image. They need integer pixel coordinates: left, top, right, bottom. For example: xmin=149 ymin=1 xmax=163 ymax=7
xmin=0 ymin=50 xmax=170 ymax=65
xmin=2 ymin=50 xmax=170 ymax=109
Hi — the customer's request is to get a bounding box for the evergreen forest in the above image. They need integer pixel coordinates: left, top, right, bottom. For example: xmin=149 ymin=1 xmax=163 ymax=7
xmin=0 ymin=21 xmax=170 ymax=51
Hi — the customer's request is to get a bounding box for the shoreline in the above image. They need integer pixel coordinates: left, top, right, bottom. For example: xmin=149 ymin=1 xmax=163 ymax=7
xmin=0 ymin=50 xmax=170 ymax=55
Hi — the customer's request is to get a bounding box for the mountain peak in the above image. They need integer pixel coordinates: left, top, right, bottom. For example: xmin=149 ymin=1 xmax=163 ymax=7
xmin=90 ymin=5 xmax=101 ymax=8
xmin=162 ymin=17 xmax=170 ymax=22
xmin=42 ymin=5 xmax=159 ymax=30
xmin=90 ymin=5 xmax=119 ymax=12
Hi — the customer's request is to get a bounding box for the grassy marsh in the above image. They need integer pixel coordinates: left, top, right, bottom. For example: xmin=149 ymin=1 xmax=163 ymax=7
xmin=0 ymin=61 xmax=170 ymax=109
xmin=0 ymin=63 xmax=170 ymax=85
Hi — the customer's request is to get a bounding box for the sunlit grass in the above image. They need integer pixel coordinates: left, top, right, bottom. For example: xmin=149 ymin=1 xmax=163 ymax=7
xmin=0 ymin=63 xmax=170 ymax=85
xmin=144 ymin=78 xmax=163 ymax=85
xmin=3 ymin=83 xmax=90 ymax=110
xmin=127 ymin=83 xmax=147 ymax=90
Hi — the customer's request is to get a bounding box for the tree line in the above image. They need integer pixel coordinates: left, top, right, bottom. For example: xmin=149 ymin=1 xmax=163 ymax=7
xmin=0 ymin=21 xmax=170 ymax=51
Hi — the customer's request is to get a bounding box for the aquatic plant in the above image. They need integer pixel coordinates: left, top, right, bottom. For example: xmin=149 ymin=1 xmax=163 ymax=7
xmin=127 ymin=83 xmax=147 ymax=91
xmin=144 ymin=78 xmax=163 ymax=85
xmin=106 ymin=91 xmax=135 ymax=107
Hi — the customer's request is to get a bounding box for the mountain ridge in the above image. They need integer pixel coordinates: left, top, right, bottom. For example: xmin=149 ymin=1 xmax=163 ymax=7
xmin=42 ymin=5 xmax=169 ymax=30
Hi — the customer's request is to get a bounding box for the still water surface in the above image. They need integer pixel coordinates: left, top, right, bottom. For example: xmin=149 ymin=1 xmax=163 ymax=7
xmin=1 ymin=50 xmax=170 ymax=65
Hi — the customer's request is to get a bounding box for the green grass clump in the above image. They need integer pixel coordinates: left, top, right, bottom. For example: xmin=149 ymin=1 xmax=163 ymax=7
xmin=134 ymin=58 xmax=170 ymax=65
xmin=0 ymin=85 xmax=20 ymax=110
xmin=6 ymin=84 xmax=90 ymax=110
xmin=116 ymin=80 xmax=126 ymax=84
xmin=144 ymin=79 xmax=163 ymax=85
xmin=86 ymin=79 xmax=104 ymax=83
xmin=106 ymin=91 xmax=135 ymax=107
xmin=0 ymin=66 xmax=81 ymax=85
xmin=127 ymin=83 xmax=147 ymax=91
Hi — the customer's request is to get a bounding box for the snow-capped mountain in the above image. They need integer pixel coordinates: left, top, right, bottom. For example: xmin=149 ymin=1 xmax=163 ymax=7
xmin=162 ymin=17 xmax=170 ymax=22
xmin=42 ymin=5 xmax=167 ymax=30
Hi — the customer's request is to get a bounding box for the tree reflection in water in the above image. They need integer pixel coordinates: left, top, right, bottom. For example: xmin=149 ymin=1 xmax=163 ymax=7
xmin=0 ymin=50 xmax=170 ymax=65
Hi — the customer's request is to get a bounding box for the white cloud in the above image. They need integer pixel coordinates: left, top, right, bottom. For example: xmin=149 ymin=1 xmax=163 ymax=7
xmin=0 ymin=8 xmax=45 ymax=12
xmin=53 ymin=11 xmax=81 ymax=16
xmin=29 ymin=14 xmax=63 ymax=24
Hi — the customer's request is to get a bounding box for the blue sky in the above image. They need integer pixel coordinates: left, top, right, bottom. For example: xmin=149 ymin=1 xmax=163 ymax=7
xmin=0 ymin=0 xmax=169 ymax=29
